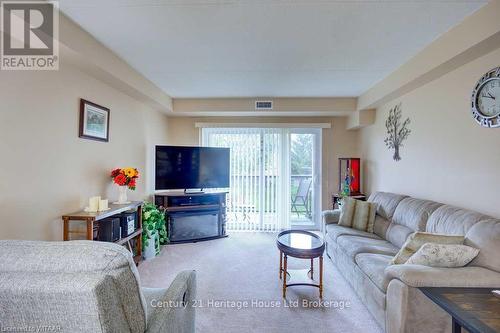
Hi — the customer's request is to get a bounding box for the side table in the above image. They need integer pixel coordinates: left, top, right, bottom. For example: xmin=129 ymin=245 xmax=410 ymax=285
xmin=419 ymin=287 xmax=500 ymax=333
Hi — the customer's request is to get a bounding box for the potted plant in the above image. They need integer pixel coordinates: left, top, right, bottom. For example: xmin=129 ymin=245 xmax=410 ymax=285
xmin=142 ymin=202 xmax=168 ymax=259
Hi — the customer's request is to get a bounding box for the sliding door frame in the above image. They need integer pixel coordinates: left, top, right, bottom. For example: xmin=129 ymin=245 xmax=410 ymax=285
xmin=200 ymin=124 xmax=326 ymax=232
xmin=289 ymin=128 xmax=322 ymax=231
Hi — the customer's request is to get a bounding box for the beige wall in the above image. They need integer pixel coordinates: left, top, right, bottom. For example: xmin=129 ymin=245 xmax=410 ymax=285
xmin=172 ymin=97 xmax=356 ymax=116
xmin=3 ymin=0 xmax=494 ymax=242
xmin=360 ymin=47 xmax=500 ymax=218
xmin=167 ymin=116 xmax=359 ymax=210
xmin=0 ymin=64 xmax=169 ymax=241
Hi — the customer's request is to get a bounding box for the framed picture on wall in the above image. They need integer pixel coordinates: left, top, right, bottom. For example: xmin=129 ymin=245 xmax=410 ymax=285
xmin=79 ymin=99 xmax=110 ymax=142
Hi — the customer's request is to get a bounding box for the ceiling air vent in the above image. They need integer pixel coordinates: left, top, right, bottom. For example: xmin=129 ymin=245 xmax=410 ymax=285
xmin=255 ymin=100 xmax=273 ymax=110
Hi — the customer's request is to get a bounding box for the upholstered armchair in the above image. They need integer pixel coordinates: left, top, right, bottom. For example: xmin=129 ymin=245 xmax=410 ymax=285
xmin=0 ymin=240 xmax=196 ymax=333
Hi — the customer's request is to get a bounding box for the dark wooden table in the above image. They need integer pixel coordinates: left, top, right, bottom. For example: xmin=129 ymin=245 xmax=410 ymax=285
xmin=277 ymin=230 xmax=325 ymax=298
xmin=419 ymin=287 xmax=500 ymax=333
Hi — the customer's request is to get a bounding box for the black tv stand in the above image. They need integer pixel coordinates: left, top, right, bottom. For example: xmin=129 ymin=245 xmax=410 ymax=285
xmin=155 ymin=191 xmax=228 ymax=243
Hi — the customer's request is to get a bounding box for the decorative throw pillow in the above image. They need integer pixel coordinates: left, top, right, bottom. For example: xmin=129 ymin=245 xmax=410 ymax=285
xmin=352 ymin=201 xmax=377 ymax=232
xmin=352 ymin=200 xmax=369 ymax=230
xmin=406 ymin=243 xmax=479 ymax=268
xmin=391 ymin=232 xmax=464 ymax=265
xmin=338 ymin=198 xmax=356 ymax=227
xmin=366 ymin=202 xmax=377 ymax=233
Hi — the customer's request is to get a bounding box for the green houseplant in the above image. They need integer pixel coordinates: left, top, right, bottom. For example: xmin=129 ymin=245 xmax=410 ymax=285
xmin=142 ymin=202 xmax=168 ymax=259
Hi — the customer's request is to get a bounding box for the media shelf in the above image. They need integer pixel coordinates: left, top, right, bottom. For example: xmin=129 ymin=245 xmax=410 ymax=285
xmin=155 ymin=191 xmax=228 ymax=243
xmin=62 ymin=201 xmax=143 ymax=265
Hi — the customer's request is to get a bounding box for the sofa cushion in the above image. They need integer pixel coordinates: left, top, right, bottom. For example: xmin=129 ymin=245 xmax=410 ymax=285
xmin=392 ymin=198 xmax=443 ymax=232
xmin=391 ymin=232 xmax=465 ymax=265
xmin=465 ymin=219 xmax=500 ymax=272
xmin=426 ymin=205 xmax=488 ymax=235
xmin=336 ymin=235 xmax=399 ymax=260
xmin=326 ymin=239 xmax=387 ymax=328
xmin=373 ymin=215 xmax=391 ymax=239
xmin=352 ymin=200 xmax=370 ymax=230
xmin=386 ymin=198 xmax=443 ymax=248
xmin=352 ymin=201 xmax=377 ymax=232
xmin=406 ymin=243 xmax=479 ymax=268
xmin=355 ymin=253 xmax=393 ymax=292
xmin=366 ymin=202 xmax=377 ymax=234
xmin=368 ymin=192 xmax=408 ymax=220
xmin=386 ymin=224 xmax=414 ymax=249
xmin=326 ymin=224 xmax=382 ymax=242
xmin=339 ymin=198 xmax=356 ymax=227
xmin=384 ymin=264 xmax=500 ymax=288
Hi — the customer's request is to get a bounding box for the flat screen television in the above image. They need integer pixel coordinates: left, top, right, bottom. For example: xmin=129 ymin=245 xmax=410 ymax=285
xmin=155 ymin=146 xmax=230 ymax=190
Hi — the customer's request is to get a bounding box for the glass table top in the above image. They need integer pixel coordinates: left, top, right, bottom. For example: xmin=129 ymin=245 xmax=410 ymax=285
xmin=277 ymin=232 xmax=323 ymax=250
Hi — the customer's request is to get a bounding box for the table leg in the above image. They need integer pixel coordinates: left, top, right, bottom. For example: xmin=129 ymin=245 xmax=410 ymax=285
xmin=63 ymin=217 xmax=69 ymax=241
xmin=452 ymin=318 xmax=461 ymax=333
xmin=310 ymin=258 xmax=314 ymax=279
xmin=319 ymin=255 xmax=323 ymax=298
xmin=282 ymin=254 xmax=288 ymax=298
xmin=137 ymin=204 xmax=142 ymax=258
xmin=86 ymin=218 xmax=94 ymax=240
xmin=279 ymin=251 xmax=283 ymax=279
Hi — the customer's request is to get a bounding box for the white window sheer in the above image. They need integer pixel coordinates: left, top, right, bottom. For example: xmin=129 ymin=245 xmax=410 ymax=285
xmin=202 ymin=127 xmax=290 ymax=232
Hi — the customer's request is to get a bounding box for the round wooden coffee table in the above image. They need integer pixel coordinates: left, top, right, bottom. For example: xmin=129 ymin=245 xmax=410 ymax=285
xmin=276 ymin=230 xmax=325 ymax=298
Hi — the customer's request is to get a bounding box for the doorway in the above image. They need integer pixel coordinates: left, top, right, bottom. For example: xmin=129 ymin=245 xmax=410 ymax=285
xmin=290 ymin=128 xmax=321 ymax=229
xmin=202 ymin=126 xmax=321 ymax=231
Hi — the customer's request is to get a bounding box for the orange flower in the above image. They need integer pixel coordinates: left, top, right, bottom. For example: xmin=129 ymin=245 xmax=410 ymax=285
xmin=114 ymin=174 xmax=127 ymax=186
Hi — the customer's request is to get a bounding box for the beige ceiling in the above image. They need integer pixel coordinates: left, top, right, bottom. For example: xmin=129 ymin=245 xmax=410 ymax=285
xmin=59 ymin=0 xmax=486 ymax=98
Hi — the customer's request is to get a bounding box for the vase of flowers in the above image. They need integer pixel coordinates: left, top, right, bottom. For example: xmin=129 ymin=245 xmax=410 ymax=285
xmin=117 ymin=186 xmax=129 ymax=204
xmin=110 ymin=167 xmax=139 ymax=204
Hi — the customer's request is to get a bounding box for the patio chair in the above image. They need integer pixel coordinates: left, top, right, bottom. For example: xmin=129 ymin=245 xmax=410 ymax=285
xmin=291 ymin=178 xmax=312 ymax=218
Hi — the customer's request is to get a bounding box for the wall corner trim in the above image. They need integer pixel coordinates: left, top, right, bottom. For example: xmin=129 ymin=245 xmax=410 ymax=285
xmin=357 ymin=1 xmax=500 ymax=110
xmin=347 ymin=109 xmax=376 ymax=130
xmin=58 ymin=13 xmax=173 ymax=113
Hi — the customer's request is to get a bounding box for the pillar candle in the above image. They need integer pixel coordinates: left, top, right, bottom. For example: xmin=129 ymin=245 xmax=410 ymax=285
xmin=89 ymin=196 xmax=100 ymax=212
xmin=98 ymin=199 xmax=108 ymax=211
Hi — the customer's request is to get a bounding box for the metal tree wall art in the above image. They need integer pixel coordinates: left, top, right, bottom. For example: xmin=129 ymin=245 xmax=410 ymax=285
xmin=384 ymin=103 xmax=411 ymax=161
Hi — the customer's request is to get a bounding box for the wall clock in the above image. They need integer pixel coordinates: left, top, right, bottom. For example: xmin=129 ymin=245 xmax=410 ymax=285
xmin=471 ymin=67 xmax=500 ymax=128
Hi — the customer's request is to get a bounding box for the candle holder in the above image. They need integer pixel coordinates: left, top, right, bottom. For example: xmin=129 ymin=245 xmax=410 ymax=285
xmin=85 ymin=196 xmax=101 ymax=213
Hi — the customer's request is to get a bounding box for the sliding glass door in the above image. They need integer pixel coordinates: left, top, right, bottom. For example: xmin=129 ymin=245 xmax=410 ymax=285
xmin=202 ymin=127 xmax=320 ymax=232
xmin=290 ymin=128 xmax=321 ymax=228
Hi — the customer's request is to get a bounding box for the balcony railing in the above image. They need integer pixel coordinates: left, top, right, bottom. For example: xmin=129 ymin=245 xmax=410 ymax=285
xmin=225 ymin=174 xmax=312 ymax=231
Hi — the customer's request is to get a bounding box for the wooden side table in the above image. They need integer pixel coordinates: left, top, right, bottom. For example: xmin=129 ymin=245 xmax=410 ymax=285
xmin=62 ymin=201 xmax=143 ymax=265
xmin=419 ymin=287 xmax=500 ymax=333
xmin=276 ymin=230 xmax=325 ymax=298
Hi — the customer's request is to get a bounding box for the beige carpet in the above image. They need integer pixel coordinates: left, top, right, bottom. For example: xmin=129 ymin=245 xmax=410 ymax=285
xmin=138 ymin=232 xmax=383 ymax=333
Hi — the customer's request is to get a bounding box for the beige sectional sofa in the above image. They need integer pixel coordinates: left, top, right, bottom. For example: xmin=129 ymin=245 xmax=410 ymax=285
xmin=323 ymin=191 xmax=500 ymax=333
